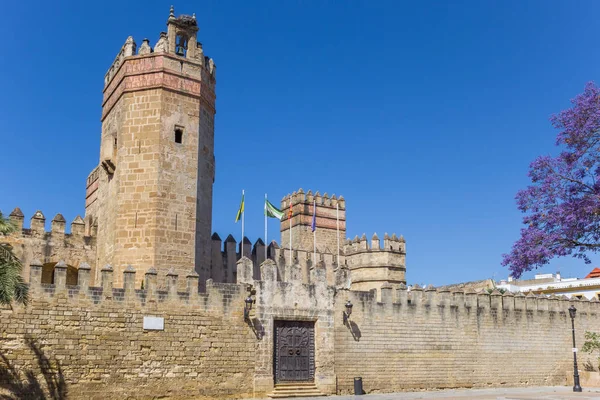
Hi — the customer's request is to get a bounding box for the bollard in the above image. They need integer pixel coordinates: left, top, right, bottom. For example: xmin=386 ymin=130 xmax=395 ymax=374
xmin=354 ymin=377 xmax=363 ymax=395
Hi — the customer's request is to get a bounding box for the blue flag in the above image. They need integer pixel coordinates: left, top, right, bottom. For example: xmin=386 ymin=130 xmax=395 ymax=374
xmin=311 ymin=200 xmax=316 ymax=232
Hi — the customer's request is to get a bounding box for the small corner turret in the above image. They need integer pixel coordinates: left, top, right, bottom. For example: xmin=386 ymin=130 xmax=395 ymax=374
xmin=344 ymin=231 xmax=406 ymax=293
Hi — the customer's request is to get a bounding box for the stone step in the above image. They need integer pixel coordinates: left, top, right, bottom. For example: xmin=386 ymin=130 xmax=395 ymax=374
xmin=267 ymin=382 xmax=326 ymax=398
xmin=268 ymin=393 xmax=326 ymax=398
xmin=274 ymin=382 xmax=318 ymax=387
xmin=271 ymin=388 xmax=321 ymax=393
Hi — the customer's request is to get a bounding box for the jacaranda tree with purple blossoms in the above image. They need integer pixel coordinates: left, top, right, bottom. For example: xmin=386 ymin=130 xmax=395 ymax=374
xmin=503 ymin=82 xmax=600 ymax=278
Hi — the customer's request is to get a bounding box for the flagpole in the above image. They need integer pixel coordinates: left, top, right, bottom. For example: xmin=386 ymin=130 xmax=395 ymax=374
xmin=289 ymin=202 xmax=292 ymax=266
xmin=336 ymin=203 xmax=340 ymax=266
xmin=264 ymin=193 xmax=268 ymax=260
xmin=241 ymin=189 xmax=245 ymax=258
xmin=313 ymin=200 xmax=316 ymax=266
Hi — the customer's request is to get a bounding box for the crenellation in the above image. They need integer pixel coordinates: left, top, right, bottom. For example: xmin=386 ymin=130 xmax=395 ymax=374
xmin=224 ymin=234 xmax=237 ymax=283
xmin=30 ymin=210 xmax=45 ymax=234
xmin=477 ymin=291 xmax=491 ymax=310
xmin=239 ymin=236 xmax=252 ymax=259
xmin=490 ymin=289 xmax=502 ymax=309
xmin=424 ymin=285 xmax=437 ymax=307
xmin=138 ymin=38 xmax=152 ymax=55
xmin=410 ymin=285 xmax=423 ymax=306
xmin=451 ymin=289 xmax=465 ymax=308
xmin=145 ymin=267 xmax=158 ymax=301
xmin=51 ymin=213 xmax=66 ymax=236
xmin=547 ymin=293 xmax=559 ymax=312
xmin=28 ymin=260 xmax=42 ymax=292
xmin=71 ymin=215 xmax=85 ymax=236
xmin=514 ymin=291 xmax=526 ymax=310
xmin=78 ymin=262 xmax=92 ymax=291
xmin=186 ymin=269 xmax=200 ymax=300
xmin=53 ymin=260 xmax=67 ymax=292
xmin=166 ymin=267 xmax=179 ymax=301
xmin=464 ymin=288 xmax=477 ymax=309
xmin=371 ymin=232 xmax=380 ymax=249
xmin=502 ymin=290 xmax=515 ymax=311
xmin=534 ymin=293 xmax=546 ymax=311
xmin=525 ymin=290 xmax=537 ymax=311
xmin=438 ymin=287 xmax=451 ymax=307
xmin=23 ymin=260 xmax=251 ymax=316
xmin=252 ymin=238 xmax=266 ymax=278
xmin=380 ymin=283 xmax=394 ymax=305
xmin=396 ymin=284 xmax=408 ymax=305
xmin=313 ymin=191 xmax=320 ymax=205
xmin=236 ymin=257 xmax=254 ymax=285
xmin=101 ymin=264 xmax=113 ymax=298
xmin=123 ymin=265 xmax=136 ymax=295
xmin=9 ymin=207 xmax=24 ymax=231
xmin=260 ymin=259 xmax=277 ymax=282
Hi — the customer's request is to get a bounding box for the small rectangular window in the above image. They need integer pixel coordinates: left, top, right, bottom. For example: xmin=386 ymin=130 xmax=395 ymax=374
xmin=175 ymin=128 xmax=183 ymax=144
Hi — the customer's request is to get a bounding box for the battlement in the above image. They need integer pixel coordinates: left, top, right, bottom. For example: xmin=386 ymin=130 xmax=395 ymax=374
xmin=103 ymin=6 xmax=216 ymax=92
xmin=280 ymin=189 xmax=346 ymax=254
xmin=27 ymin=259 xmax=248 ymax=315
xmin=344 ymin=232 xmax=405 ymax=254
xmin=281 ymin=188 xmax=346 ymax=210
xmin=341 ymin=284 xmax=597 ymax=319
xmin=209 ymin=232 xmax=350 ymax=289
xmin=7 ymin=207 xmax=95 ymax=238
xmin=343 ymin=232 xmax=406 ymax=293
xmin=25 ymin=255 xmax=344 ymax=312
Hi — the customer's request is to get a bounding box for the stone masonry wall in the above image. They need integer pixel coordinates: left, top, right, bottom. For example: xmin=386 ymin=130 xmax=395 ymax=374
xmin=334 ymin=286 xmax=600 ymax=395
xmin=4 ymin=209 xmax=96 ymax=284
xmin=0 ymin=263 xmax=255 ymax=400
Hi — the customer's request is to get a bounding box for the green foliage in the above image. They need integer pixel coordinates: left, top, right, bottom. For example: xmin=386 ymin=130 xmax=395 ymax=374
xmin=0 ymin=211 xmax=16 ymax=235
xmin=486 ymin=288 xmax=506 ymax=294
xmin=0 ymin=211 xmax=28 ymax=306
xmin=582 ymin=331 xmax=600 ymax=370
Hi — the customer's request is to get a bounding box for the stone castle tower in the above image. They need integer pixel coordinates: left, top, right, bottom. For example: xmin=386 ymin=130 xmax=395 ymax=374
xmin=84 ymin=6 xmax=217 ymax=285
xmin=280 ymin=189 xmax=346 ymax=254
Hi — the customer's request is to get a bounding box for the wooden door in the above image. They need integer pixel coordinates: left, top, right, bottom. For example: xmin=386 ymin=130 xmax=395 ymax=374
xmin=274 ymin=320 xmax=315 ymax=382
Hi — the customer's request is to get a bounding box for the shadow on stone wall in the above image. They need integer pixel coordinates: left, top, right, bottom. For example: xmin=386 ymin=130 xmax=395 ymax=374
xmin=349 ymin=321 xmax=361 ymax=342
xmin=0 ymin=336 xmax=67 ymax=400
xmin=249 ymin=317 xmax=265 ymax=340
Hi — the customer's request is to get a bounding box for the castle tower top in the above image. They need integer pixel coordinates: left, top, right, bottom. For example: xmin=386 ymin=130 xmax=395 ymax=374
xmin=280 ymin=189 xmax=346 ymax=254
xmin=102 ymin=5 xmax=216 ymax=95
xmin=166 ymin=6 xmax=200 ymax=58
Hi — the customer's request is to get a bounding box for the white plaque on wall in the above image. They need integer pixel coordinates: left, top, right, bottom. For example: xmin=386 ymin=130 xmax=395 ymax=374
xmin=143 ymin=316 xmax=164 ymax=330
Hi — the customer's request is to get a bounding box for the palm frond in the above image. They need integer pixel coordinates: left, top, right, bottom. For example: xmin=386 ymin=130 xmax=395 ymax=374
xmin=0 ymin=211 xmax=16 ymax=235
xmin=0 ymin=238 xmax=27 ymax=306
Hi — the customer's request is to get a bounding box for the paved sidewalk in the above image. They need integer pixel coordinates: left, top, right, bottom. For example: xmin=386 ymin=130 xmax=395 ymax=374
xmin=252 ymin=386 xmax=600 ymax=399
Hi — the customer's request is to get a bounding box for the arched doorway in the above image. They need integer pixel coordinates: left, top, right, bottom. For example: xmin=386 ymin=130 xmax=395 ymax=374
xmin=41 ymin=262 xmax=78 ymax=285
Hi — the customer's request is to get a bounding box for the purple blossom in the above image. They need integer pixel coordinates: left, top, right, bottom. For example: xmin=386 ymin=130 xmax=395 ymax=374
xmin=503 ymin=82 xmax=600 ymax=278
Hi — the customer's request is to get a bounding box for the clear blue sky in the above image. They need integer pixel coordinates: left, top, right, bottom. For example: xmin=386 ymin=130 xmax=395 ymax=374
xmin=2 ymin=1 xmax=599 ymax=286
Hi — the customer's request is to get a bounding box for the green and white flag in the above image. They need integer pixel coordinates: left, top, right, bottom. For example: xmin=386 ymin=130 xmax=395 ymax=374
xmin=265 ymin=199 xmax=284 ymax=220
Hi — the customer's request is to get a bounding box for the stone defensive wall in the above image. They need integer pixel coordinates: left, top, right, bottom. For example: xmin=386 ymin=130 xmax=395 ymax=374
xmin=209 ymin=233 xmax=351 ymax=288
xmin=2 ymin=255 xmax=599 ymax=398
xmin=1 ymin=260 xmax=256 ymax=400
xmin=334 ymin=285 xmax=600 ymax=394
